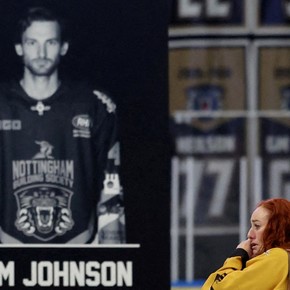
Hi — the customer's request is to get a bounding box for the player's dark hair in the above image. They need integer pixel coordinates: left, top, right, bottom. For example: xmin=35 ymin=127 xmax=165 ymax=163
xmin=14 ymin=6 xmax=68 ymax=44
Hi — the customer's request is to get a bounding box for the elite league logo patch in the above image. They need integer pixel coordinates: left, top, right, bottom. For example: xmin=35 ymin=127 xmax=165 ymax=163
xmin=13 ymin=141 xmax=75 ymax=241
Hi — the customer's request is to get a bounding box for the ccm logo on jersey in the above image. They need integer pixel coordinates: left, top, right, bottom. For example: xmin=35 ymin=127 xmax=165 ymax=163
xmin=0 ymin=120 xmax=21 ymax=131
xmin=72 ymin=115 xmax=92 ymax=138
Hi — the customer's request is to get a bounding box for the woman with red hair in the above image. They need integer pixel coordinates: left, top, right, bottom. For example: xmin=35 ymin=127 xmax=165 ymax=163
xmin=202 ymin=198 xmax=290 ymax=290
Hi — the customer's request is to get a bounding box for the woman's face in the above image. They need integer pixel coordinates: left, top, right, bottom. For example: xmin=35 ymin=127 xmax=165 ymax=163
xmin=247 ymin=206 xmax=270 ymax=257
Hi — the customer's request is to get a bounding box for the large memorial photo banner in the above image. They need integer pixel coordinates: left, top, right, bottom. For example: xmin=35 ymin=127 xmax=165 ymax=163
xmin=0 ymin=0 xmax=170 ymax=289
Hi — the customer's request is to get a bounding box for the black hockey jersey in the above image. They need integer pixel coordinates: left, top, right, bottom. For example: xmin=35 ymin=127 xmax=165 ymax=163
xmin=0 ymin=81 xmax=125 ymax=243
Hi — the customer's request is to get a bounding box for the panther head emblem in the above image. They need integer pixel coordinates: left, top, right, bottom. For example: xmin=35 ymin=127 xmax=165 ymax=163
xmin=15 ymin=186 xmax=74 ymax=241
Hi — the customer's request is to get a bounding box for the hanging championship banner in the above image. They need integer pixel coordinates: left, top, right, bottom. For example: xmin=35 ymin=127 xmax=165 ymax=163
xmin=169 ymin=40 xmax=248 ymax=281
xmin=254 ymin=0 xmax=290 ymax=34
xmin=169 ymin=0 xmax=249 ymax=36
xmin=257 ymin=41 xmax=290 ymax=201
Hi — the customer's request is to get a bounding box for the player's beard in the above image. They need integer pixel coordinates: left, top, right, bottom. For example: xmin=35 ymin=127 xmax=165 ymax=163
xmin=25 ymin=57 xmax=60 ymax=77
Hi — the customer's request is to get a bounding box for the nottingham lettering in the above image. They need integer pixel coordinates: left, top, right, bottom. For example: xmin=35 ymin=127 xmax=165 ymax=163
xmin=12 ymin=160 xmax=74 ymax=189
xmin=12 ymin=160 xmax=74 ymax=180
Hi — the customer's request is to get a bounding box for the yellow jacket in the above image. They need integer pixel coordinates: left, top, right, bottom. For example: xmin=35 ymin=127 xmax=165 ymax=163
xmin=201 ymin=247 xmax=288 ymax=290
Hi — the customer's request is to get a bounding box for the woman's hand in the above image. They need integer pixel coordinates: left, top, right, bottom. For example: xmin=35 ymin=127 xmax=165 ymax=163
xmin=237 ymin=239 xmax=253 ymax=258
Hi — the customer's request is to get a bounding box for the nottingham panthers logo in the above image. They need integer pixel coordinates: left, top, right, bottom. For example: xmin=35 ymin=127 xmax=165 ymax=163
xmin=15 ymin=186 xmax=74 ymax=241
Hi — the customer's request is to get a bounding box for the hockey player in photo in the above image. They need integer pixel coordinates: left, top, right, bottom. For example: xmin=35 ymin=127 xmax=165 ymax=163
xmin=0 ymin=6 xmax=126 ymax=243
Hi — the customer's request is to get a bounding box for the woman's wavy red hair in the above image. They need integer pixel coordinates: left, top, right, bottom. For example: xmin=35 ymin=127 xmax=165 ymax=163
xmin=257 ymin=198 xmax=290 ymax=252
